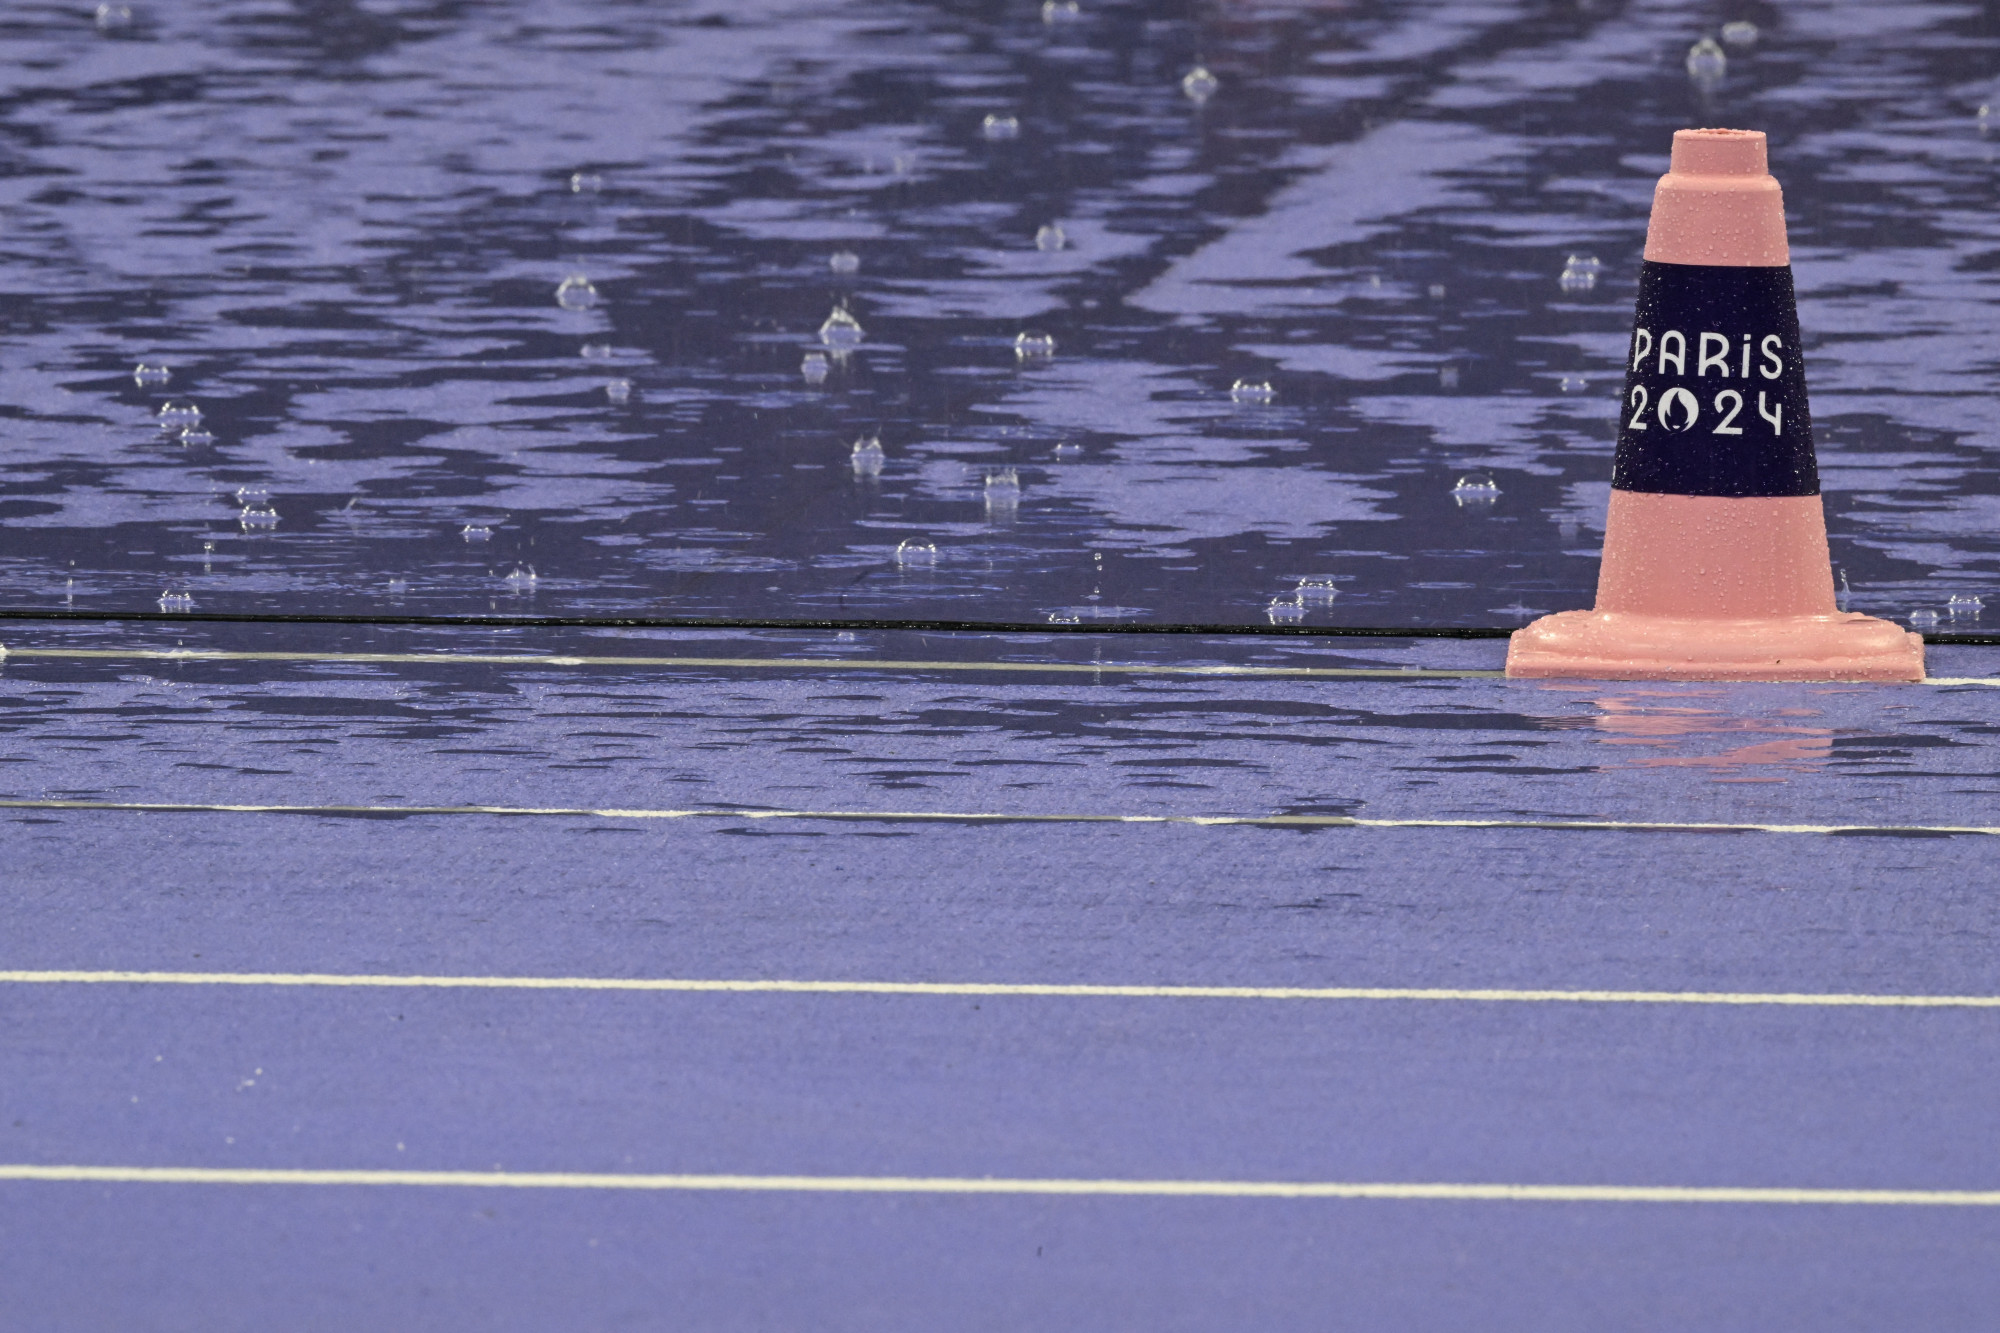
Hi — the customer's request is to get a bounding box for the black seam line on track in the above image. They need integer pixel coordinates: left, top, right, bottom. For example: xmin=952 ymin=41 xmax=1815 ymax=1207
xmin=2 ymin=799 xmax=1993 ymax=837
xmin=0 ymin=609 xmax=1513 ymax=637
xmin=1 ymin=608 xmax=1992 ymax=644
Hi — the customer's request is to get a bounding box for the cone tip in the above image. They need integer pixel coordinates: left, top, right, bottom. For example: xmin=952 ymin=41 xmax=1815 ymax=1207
xmin=1670 ymin=128 xmax=1768 ymax=177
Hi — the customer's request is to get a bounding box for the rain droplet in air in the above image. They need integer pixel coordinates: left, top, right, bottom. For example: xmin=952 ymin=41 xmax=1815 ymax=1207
xmin=1267 ymin=596 xmax=1305 ymax=624
xmin=801 ymin=352 xmax=831 ymax=384
xmin=1949 ymin=594 xmax=1984 ymax=618
xmin=895 ymin=539 xmax=938 ymax=567
xmin=1297 ymin=577 xmax=1339 ymax=606
xmin=158 ymin=589 xmax=194 ymax=612
xmin=555 ymin=274 xmax=599 ymax=310
xmin=1041 ymin=0 xmax=1080 ymax=23
xmin=157 ymin=401 xmax=200 ymax=431
xmin=850 ymin=435 xmax=885 ymax=476
xmin=569 ymin=172 xmax=604 ymax=193
xmin=1452 ymin=472 xmax=1501 ymax=506
xmin=819 ymin=307 xmax=864 ymax=347
xmin=133 ymin=362 xmax=170 ymax=386
xmin=1719 ymin=20 xmax=1758 ymax=48
xmin=462 ymin=524 xmax=493 ymax=542
xmin=1230 ymin=379 xmax=1275 ymax=403
xmin=1035 ymin=223 xmax=1067 ymax=252
xmin=94 ymin=4 xmax=133 ymax=32
xmin=238 ymin=502 xmax=278 ymax=529
xmin=604 ymin=379 xmax=632 ymax=404
xmin=1014 ymin=330 xmax=1056 ymax=358
xmin=1181 ymin=66 xmax=1219 ymax=105
xmin=981 ymin=114 xmax=1020 ymax=141
xmin=829 ymin=250 xmax=861 ymax=274
xmin=1686 ymin=37 xmax=1726 ymax=82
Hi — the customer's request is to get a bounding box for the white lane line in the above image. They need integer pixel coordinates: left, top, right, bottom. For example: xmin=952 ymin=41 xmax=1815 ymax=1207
xmin=0 ymin=1164 xmax=1994 ymax=1204
xmin=1 ymin=797 xmax=1995 ymax=838
xmin=0 ymin=646 xmax=1500 ymax=680
xmin=2 ymin=970 xmax=1993 ymax=1007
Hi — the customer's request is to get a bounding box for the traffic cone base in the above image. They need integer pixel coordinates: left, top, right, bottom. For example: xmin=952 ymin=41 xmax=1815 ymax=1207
xmin=1505 ymin=608 xmax=1924 ymax=682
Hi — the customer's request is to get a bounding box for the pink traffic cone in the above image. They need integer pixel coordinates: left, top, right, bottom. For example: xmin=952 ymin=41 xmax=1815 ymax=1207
xmin=1507 ymin=129 xmax=1923 ymax=681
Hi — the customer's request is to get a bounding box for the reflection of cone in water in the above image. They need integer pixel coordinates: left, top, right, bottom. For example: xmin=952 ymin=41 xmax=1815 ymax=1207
xmin=1508 ymin=129 xmax=1924 ymax=681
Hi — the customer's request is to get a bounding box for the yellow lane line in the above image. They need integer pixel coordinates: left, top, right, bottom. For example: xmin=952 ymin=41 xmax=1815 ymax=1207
xmin=1 ymin=797 xmax=1994 ymax=838
xmin=1 ymin=970 xmax=1993 ymax=1007
xmin=0 ymin=1164 xmax=1994 ymax=1204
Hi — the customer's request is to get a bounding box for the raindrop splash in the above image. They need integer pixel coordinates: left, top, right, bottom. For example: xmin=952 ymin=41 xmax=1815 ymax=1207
xmin=462 ymin=524 xmax=493 ymax=542
xmin=569 ymin=172 xmax=604 ymax=194
xmin=1452 ymin=472 xmax=1501 ymax=506
xmin=984 ymin=468 xmax=1021 ymax=518
xmin=238 ymin=502 xmax=278 ymax=529
xmin=1267 ymin=596 xmax=1305 ymax=624
xmin=1686 ymin=37 xmax=1727 ymax=82
xmin=133 ymin=363 xmax=170 ymax=386
xmin=1719 ymin=20 xmax=1758 ymax=48
xmin=1949 ymin=594 xmax=1984 ymax=618
xmin=895 ymin=539 xmax=939 ymax=567
xmin=1034 ymin=223 xmax=1068 ymax=252
xmin=850 ymin=435 xmax=885 ymax=476
xmin=1014 ymin=330 xmax=1056 ymax=358
xmin=1909 ymin=608 xmax=1941 ymax=628
xmin=1558 ymin=254 xmax=1600 ymax=292
xmin=604 ymin=379 xmax=633 ymax=404
xmin=555 ymin=274 xmax=599 ymax=310
xmin=503 ymin=564 xmax=538 ymax=589
xmin=157 ymin=401 xmax=201 ymax=431
xmin=801 ymin=352 xmax=831 ymax=384
xmin=1041 ymin=0 xmax=1080 ymax=22
xmin=819 ymin=307 xmax=864 ymax=347
xmin=828 ymin=250 xmax=861 ymax=274
xmin=981 ymin=114 xmax=1020 ymax=141
xmin=1230 ymin=379 xmax=1275 ymax=403
xmin=1297 ymin=577 xmax=1339 ymax=606
xmin=1181 ymin=66 xmax=1219 ymax=105
xmin=179 ymin=425 xmax=215 ymax=447
xmin=94 ymin=4 xmax=133 ymax=32
xmin=157 ymin=589 xmax=194 ymax=612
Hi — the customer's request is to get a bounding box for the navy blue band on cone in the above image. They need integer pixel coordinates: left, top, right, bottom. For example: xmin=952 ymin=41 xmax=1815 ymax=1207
xmin=1610 ymin=261 xmax=1817 ymax=498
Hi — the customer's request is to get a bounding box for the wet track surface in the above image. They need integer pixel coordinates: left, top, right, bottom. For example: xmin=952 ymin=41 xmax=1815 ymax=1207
xmin=3 ymin=0 xmax=2000 ymax=1328
xmin=0 ymin=0 xmax=1996 ymax=627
